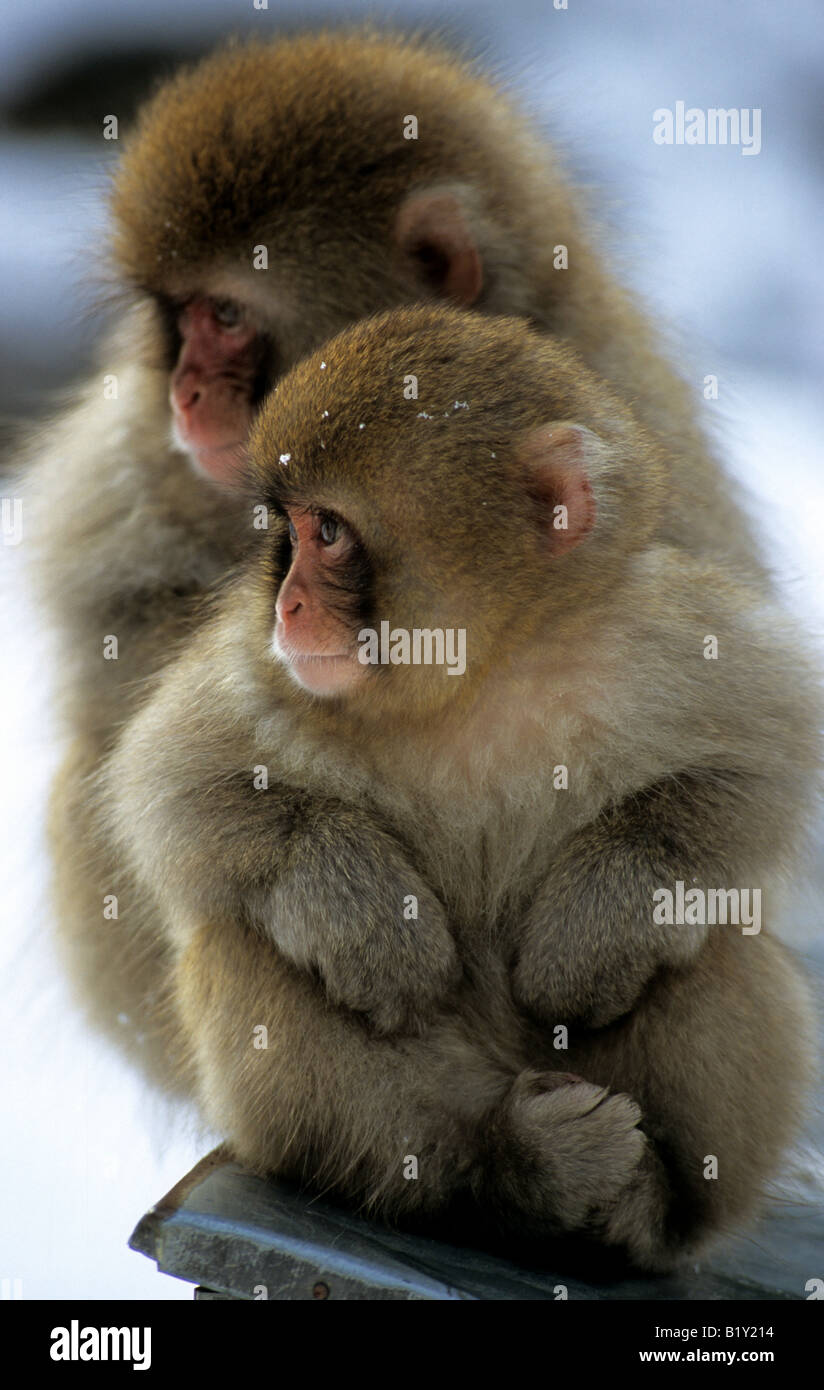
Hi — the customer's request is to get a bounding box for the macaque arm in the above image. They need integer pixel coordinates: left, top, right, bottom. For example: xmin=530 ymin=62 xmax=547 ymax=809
xmin=174 ymin=917 xmax=489 ymax=1213
xmin=175 ymin=917 xmax=676 ymax=1266
xmin=247 ymin=791 xmax=462 ymax=1035
xmin=511 ymin=768 xmax=758 ymax=1028
xmin=109 ymin=741 xmax=460 ymax=1036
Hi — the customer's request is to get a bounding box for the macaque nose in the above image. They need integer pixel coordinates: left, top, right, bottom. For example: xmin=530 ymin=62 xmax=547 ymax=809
xmin=171 ymin=370 xmax=201 ymax=414
xmin=276 ymin=575 xmax=306 ymax=626
xmin=279 ymin=594 xmax=302 ymax=619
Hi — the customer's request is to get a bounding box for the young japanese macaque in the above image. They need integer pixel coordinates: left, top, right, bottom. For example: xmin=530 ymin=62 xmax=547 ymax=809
xmin=24 ymin=30 xmax=771 ymax=1087
xmin=102 ymin=307 xmax=820 ymax=1270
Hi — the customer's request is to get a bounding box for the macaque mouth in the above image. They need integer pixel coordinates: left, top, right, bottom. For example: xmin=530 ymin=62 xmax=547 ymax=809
xmin=273 ymin=639 xmax=362 ymax=698
xmin=274 ymin=633 xmax=358 ymax=665
xmin=289 ymin=652 xmax=354 ymax=664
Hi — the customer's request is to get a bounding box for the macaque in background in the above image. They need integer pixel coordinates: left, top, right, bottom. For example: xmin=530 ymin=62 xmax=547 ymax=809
xmin=22 ymin=30 xmax=770 ymax=1085
xmin=102 ymin=307 xmax=819 ymax=1269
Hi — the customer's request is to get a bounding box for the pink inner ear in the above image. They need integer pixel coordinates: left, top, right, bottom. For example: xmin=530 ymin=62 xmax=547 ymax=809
xmin=395 ymin=192 xmax=483 ymax=307
xmin=520 ymin=424 xmax=598 ymax=556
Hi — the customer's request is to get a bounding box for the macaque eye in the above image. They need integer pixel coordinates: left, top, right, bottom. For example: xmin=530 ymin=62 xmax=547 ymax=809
xmin=212 ymin=298 xmax=243 ymax=329
xmin=288 ymin=519 xmax=298 ymax=544
xmin=319 ymin=516 xmax=340 ymax=546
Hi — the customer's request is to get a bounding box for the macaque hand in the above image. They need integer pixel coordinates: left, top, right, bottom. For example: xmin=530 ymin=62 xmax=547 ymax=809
xmin=257 ymin=815 xmax=461 ymax=1036
xmin=510 ymin=870 xmax=708 ymax=1030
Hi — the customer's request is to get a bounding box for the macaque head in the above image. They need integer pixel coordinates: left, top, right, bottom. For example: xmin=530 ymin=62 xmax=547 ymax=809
xmin=248 ymin=306 xmax=666 ymax=713
xmin=110 ymin=32 xmax=574 ymax=488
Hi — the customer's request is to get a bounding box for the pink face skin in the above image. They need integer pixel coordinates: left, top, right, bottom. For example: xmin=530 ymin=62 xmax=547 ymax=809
xmin=273 ymin=508 xmax=367 ymax=697
xmin=169 ymin=296 xmax=260 ymax=486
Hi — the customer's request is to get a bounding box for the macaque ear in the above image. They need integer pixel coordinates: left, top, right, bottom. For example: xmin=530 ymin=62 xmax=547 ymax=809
xmin=395 ymin=191 xmax=483 ymax=306
xmin=519 ymin=424 xmax=600 ymax=556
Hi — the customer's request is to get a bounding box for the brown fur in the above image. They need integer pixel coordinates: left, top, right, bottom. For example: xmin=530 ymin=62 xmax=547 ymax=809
xmin=100 ymin=308 xmax=819 ymax=1268
xmin=20 ymin=32 xmax=777 ymax=1081
xmin=113 ymin=29 xmax=759 ymax=571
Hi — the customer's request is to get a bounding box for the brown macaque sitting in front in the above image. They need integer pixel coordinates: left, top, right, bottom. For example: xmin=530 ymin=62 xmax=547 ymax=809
xmin=102 ymin=307 xmax=820 ymax=1270
xmin=22 ymin=29 xmax=771 ymax=1089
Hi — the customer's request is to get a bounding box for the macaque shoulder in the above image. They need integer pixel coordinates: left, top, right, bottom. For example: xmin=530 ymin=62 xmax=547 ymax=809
xmin=610 ymin=546 xmax=823 ymax=777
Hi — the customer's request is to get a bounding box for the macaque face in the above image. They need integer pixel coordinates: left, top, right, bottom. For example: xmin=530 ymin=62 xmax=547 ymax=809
xmin=168 ymin=293 xmax=275 ymax=487
xmin=248 ymin=309 xmax=632 ymax=713
xmin=272 ymin=506 xmax=370 ymax=697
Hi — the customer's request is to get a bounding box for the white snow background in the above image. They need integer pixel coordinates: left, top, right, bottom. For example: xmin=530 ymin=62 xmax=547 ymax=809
xmin=1 ymin=0 xmax=822 ymax=1298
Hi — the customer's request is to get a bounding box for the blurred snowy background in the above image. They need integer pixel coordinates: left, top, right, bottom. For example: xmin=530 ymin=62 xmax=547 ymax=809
xmin=1 ymin=0 xmax=822 ymax=1299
